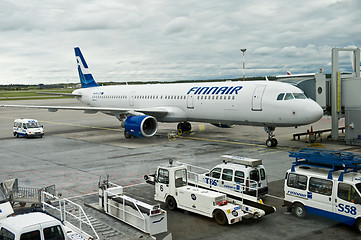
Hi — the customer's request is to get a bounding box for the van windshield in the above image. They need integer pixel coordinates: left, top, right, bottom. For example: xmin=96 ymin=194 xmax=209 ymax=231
xmin=26 ymin=122 xmax=40 ymax=128
xmin=356 ymin=183 xmax=361 ymax=193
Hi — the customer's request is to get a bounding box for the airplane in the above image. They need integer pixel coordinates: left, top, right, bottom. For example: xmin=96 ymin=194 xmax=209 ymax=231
xmin=0 ymin=47 xmax=324 ymax=147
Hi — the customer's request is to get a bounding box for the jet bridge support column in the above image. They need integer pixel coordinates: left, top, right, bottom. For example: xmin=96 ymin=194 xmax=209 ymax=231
xmin=330 ymin=47 xmax=360 ymax=140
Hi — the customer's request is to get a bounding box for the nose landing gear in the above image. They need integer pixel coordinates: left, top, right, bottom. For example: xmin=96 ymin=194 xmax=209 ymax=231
xmin=265 ymin=126 xmax=278 ymax=147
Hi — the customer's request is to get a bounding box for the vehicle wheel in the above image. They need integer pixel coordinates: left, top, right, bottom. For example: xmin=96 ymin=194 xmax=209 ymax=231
xmin=25 ymin=134 xmax=29 ymax=139
xmin=166 ymin=196 xmax=177 ymax=210
xmin=124 ymin=130 xmax=132 ymax=139
xmin=213 ymin=210 xmax=228 ymax=225
xmin=355 ymin=218 xmax=361 ymax=233
xmin=293 ymin=203 xmax=306 ymax=218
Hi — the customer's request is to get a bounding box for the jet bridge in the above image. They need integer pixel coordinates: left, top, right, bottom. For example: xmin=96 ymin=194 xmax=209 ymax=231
xmin=277 ymin=47 xmax=361 ymax=145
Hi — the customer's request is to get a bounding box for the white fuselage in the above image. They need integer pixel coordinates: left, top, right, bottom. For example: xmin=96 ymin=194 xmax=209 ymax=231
xmin=72 ymin=80 xmax=323 ymax=127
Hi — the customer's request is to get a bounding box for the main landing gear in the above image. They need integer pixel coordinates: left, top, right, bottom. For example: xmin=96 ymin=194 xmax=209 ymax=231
xmin=177 ymin=122 xmax=192 ymax=135
xmin=265 ymin=126 xmax=278 ymax=147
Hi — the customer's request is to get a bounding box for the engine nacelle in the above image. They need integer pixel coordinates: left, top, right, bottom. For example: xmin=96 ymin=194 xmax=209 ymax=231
xmin=211 ymin=122 xmax=235 ymax=128
xmin=124 ymin=115 xmax=158 ymax=138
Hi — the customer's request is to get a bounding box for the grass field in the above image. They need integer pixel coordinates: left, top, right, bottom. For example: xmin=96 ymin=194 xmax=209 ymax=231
xmin=0 ymin=89 xmax=76 ymax=101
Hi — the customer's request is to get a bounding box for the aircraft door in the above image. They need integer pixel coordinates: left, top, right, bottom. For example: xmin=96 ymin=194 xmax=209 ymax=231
xmin=252 ymin=86 xmax=266 ymax=111
xmin=129 ymin=91 xmax=135 ymax=106
xmin=187 ymin=94 xmax=194 ymax=109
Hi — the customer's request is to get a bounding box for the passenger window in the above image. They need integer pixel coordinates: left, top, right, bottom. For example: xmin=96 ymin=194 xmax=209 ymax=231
xmin=287 ymin=173 xmax=307 ymax=190
xmin=260 ymin=168 xmax=266 ymax=181
xmin=222 ymin=168 xmax=233 ymax=181
xmin=43 ymin=225 xmax=65 ymax=240
xmin=0 ymin=227 xmax=15 ymax=240
xmin=338 ymin=183 xmax=361 ymax=203
xmin=210 ymin=168 xmax=221 ymax=179
xmin=309 ymin=177 xmax=332 ymax=196
xmin=249 ymin=169 xmax=260 ymax=182
xmin=277 ymin=93 xmax=285 ymax=100
xmin=234 ymin=171 xmax=244 ymax=184
xmin=284 ymin=93 xmax=294 ymax=100
xmin=157 ymin=169 xmax=169 ymax=184
xmin=20 ymin=230 xmax=41 ymax=240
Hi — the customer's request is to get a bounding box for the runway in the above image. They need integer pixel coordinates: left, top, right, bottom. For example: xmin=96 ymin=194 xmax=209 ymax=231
xmin=0 ymin=98 xmax=360 ymax=239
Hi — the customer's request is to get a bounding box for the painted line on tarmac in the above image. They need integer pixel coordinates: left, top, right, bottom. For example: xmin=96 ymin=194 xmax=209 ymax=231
xmin=265 ymin=194 xmax=284 ymax=201
xmin=180 ymin=135 xmax=292 ymax=151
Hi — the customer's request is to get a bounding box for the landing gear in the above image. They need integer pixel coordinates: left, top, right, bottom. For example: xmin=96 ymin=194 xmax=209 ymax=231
xmin=265 ymin=126 xmax=278 ymax=147
xmin=177 ymin=122 xmax=192 ymax=135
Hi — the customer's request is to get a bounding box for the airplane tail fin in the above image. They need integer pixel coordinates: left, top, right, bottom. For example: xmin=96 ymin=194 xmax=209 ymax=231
xmin=74 ymin=47 xmax=99 ymax=88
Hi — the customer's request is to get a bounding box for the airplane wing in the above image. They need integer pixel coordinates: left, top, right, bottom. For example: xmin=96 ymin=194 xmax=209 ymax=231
xmin=0 ymin=104 xmax=169 ymax=118
xmin=37 ymin=92 xmax=82 ymax=97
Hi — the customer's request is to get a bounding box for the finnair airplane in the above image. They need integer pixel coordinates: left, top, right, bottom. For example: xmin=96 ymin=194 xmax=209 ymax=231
xmin=1 ymin=47 xmax=324 ymax=147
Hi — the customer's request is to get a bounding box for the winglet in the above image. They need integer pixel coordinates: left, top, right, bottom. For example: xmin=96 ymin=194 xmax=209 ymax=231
xmin=74 ymin=47 xmax=99 ymax=88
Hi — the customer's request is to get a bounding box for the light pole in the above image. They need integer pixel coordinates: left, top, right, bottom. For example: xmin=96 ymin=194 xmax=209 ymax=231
xmin=240 ymin=49 xmax=247 ymax=81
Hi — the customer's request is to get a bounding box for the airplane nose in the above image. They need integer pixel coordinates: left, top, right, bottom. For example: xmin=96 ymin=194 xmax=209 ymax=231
xmin=306 ymin=102 xmax=323 ymax=123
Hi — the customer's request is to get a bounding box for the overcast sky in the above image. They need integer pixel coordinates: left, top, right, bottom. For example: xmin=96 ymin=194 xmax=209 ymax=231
xmin=0 ymin=0 xmax=360 ymax=85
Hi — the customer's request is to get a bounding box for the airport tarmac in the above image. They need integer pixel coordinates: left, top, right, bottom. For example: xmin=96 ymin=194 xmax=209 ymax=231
xmin=0 ymin=98 xmax=360 ymax=239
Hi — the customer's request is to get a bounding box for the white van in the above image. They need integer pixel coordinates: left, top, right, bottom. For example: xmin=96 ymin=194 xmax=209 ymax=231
xmin=284 ymin=149 xmax=361 ymax=233
xmin=201 ymin=155 xmax=268 ymax=197
xmin=13 ymin=119 xmax=44 ymax=138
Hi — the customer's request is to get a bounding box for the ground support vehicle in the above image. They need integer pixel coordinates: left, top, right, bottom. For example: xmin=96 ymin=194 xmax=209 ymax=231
xmin=144 ymin=160 xmax=267 ymax=225
xmin=0 ymin=191 xmax=98 ymax=239
xmin=196 ymin=155 xmax=269 ymax=198
xmin=0 ymin=179 xmax=55 ymax=207
xmin=98 ymin=178 xmax=171 ymax=239
xmin=169 ymin=157 xmax=275 ymax=216
xmin=284 ymin=148 xmax=361 ymax=233
xmin=13 ymin=118 xmax=44 ymax=138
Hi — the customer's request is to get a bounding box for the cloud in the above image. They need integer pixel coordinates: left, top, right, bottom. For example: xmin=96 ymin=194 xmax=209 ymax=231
xmin=0 ymin=0 xmax=360 ymax=84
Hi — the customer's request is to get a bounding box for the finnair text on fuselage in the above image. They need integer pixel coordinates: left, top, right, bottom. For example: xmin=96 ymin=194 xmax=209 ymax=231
xmin=187 ymin=86 xmax=243 ymax=95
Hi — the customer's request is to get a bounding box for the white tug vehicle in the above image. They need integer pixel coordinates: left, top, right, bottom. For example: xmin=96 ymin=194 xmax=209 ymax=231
xmin=145 ymin=159 xmax=268 ymax=225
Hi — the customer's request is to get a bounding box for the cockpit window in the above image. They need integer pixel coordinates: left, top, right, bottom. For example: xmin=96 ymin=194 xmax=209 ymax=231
xmin=277 ymin=93 xmax=285 ymax=100
xmin=284 ymin=93 xmax=294 ymax=100
xmin=293 ymin=93 xmax=307 ymax=99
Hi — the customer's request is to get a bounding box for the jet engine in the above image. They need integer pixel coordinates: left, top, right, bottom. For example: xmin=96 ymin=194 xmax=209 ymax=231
xmin=124 ymin=115 xmax=158 ymax=138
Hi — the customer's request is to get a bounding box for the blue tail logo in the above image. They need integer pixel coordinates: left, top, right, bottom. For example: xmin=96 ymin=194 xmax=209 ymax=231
xmin=74 ymin=47 xmax=99 ymax=88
